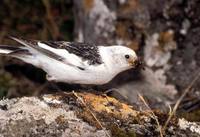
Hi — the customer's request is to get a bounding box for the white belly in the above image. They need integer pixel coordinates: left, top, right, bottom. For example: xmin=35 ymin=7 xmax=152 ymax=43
xmin=22 ymin=54 xmax=113 ymax=85
xmin=46 ymin=63 xmax=112 ymax=84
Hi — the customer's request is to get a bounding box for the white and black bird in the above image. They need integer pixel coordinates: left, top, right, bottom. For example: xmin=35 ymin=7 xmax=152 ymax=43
xmin=0 ymin=36 xmax=140 ymax=85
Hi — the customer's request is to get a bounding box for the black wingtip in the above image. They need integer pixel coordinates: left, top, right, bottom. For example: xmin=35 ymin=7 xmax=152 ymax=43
xmin=0 ymin=45 xmax=19 ymax=50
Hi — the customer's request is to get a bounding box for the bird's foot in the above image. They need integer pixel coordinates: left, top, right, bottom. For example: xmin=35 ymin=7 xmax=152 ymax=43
xmin=103 ymin=88 xmax=120 ymax=95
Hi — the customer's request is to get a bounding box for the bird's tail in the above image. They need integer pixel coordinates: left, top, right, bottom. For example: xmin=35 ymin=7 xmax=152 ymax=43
xmin=0 ymin=45 xmax=30 ymax=57
xmin=0 ymin=45 xmax=19 ymax=54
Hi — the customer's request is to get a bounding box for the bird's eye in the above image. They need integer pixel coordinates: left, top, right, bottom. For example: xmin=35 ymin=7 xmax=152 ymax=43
xmin=125 ymin=54 xmax=130 ymax=59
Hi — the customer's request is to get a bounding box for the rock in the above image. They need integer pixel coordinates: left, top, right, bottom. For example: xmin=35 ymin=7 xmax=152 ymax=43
xmin=73 ymin=0 xmax=200 ymax=111
xmin=179 ymin=118 xmax=200 ymax=135
xmin=0 ymin=92 xmax=200 ymax=137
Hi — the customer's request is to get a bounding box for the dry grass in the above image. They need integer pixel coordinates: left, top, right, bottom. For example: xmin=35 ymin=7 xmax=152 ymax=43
xmin=162 ymin=70 xmax=200 ymax=133
xmin=138 ymin=94 xmax=164 ymax=137
xmin=72 ymin=91 xmax=111 ymax=137
xmin=138 ymin=70 xmax=200 ymax=137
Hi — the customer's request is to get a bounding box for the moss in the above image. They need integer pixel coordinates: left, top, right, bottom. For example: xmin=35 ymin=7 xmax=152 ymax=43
xmin=109 ymin=124 xmax=137 ymax=137
xmin=47 ymin=92 xmax=179 ymax=136
xmin=73 ymin=93 xmax=141 ymax=136
xmin=77 ymin=108 xmax=102 ymax=129
xmin=179 ymin=110 xmax=200 ymax=122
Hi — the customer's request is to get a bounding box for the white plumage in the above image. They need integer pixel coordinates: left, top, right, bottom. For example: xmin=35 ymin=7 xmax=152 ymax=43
xmin=0 ymin=37 xmax=139 ymax=85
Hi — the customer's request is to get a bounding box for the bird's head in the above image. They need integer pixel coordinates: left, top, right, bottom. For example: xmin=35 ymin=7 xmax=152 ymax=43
xmin=106 ymin=46 xmax=140 ymax=72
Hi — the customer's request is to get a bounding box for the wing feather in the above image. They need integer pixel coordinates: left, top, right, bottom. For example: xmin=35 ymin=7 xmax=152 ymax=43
xmin=9 ymin=36 xmax=87 ymax=70
xmin=41 ymin=41 xmax=103 ymax=65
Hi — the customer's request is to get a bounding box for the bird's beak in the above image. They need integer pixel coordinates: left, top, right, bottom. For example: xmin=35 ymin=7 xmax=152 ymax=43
xmin=128 ymin=58 xmax=138 ymax=67
xmin=129 ymin=57 xmax=145 ymax=69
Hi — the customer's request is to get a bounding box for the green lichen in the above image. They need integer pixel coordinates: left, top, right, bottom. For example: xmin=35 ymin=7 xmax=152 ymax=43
xmin=109 ymin=124 xmax=136 ymax=137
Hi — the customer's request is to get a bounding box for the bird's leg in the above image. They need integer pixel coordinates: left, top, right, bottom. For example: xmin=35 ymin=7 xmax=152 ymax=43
xmin=47 ymin=81 xmax=62 ymax=92
xmin=33 ymin=81 xmax=61 ymax=96
xmin=79 ymin=84 xmax=99 ymax=93
xmin=45 ymin=74 xmax=62 ymax=91
xmin=103 ymin=88 xmax=128 ymax=103
xmin=92 ymin=88 xmax=121 ymax=105
xmin=103 ymin=88 xmax=120 ymax=95
xmin=33 ymin=82 xmax=49 ymax=96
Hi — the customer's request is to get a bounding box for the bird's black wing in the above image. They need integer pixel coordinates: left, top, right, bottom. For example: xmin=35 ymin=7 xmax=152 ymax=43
xmin=42 ymin=41 xmax=103 ymax=65
xmin=9 ymin=37 xmax=103 ymax=71
xmin=9 ymin=36 xmax=64 ymax=62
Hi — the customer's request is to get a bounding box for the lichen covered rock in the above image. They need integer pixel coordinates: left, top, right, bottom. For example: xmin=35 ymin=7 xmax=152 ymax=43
xmin=0 ymin=92 xmax=199 ymax=136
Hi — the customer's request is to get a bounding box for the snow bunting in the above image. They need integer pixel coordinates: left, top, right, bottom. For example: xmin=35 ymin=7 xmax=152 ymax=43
xmin=0 ymin=36 xmax=140 ymax=85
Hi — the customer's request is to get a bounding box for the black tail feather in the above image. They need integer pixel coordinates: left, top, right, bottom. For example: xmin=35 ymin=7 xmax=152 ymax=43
xmin=0 ymin=45 xmax=20 ymax=51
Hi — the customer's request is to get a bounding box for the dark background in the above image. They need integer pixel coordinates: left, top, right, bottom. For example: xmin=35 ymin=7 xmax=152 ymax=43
xmin=0 ymin=0 xmax=74 ymax=98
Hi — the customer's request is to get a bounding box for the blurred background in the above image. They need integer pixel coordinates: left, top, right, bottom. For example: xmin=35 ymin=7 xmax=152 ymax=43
xmin=0 ymin=0 xmax=200 ymax=121
xmin=0 ymin=0 xmax=74 ymax=98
